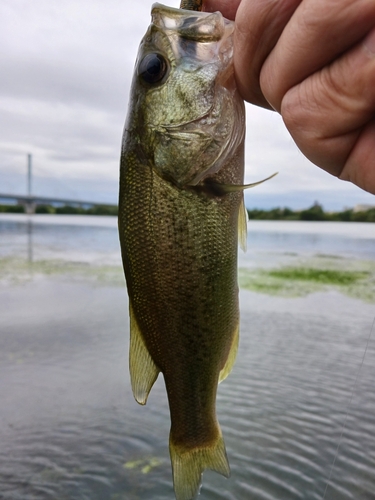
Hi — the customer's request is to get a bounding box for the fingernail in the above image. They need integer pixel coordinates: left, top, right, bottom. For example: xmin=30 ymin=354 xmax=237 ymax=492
xmin=363 ymin=28 xmax=375 ymax=56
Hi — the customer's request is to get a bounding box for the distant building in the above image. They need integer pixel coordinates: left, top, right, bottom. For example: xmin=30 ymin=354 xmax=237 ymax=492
xmin=353 ymin=204 xmax=375 ymax=213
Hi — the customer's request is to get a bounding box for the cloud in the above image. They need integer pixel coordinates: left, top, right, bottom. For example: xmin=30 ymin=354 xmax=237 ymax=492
xmin=0 ymin=0 xmax=142 ymax=196
xmin=0 ymin=0 xmax=373 ymax=210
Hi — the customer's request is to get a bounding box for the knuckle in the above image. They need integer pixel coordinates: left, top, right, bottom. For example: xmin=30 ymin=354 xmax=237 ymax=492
xmin=280 ymin=80 xmax=318 ymax=138
xmin=259 ymin=65 xmax=280 ymax=110
xmin=236 ymin=0 xmax=302 ymax=109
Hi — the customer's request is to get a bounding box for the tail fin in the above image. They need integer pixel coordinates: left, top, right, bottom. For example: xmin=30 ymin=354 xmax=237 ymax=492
xmin=169 ymin=433 xmax=230 ymax=500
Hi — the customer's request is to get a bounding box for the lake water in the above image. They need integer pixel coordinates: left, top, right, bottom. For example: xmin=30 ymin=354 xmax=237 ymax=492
xmin=1 ymin=214 xmax=375 ymax=500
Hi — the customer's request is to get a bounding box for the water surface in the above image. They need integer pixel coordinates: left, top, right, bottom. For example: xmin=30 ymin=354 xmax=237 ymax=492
xmin=1 ymin=215 xmax=375 ymax=499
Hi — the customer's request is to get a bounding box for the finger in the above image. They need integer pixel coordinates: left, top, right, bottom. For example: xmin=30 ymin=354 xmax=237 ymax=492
xmin=280 ymin=28 xmax=375 ymax=192
xmin=341 ymin=118 xmax=375 ymax=194
xmin=261 ymin=0 xmax=375 ymax=111
xmin=202 ymin=0 xmax=240 ymax=20
xmin=233 ymin=0 xmax=301 ymax=108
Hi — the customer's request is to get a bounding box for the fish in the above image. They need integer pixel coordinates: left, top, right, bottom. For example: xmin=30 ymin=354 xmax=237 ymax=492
xmin=118 ymin=3 xmax=251 ymax=499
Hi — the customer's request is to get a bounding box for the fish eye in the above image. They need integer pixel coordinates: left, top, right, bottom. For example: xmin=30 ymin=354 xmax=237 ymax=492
xmin=138 ymin=53 xmax=168 ymax=84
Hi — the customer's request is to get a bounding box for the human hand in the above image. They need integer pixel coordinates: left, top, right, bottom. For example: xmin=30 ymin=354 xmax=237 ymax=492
xmin=203 ymin=0 xmax=375 ymax=195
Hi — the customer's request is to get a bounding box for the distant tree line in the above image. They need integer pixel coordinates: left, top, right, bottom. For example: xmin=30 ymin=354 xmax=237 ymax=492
xmin=247 ymin=203 xmax=375 ymax=222
xmin=0 ymin=204 xmax=24 ymax=213
xmin=1 ymin=202 xmax=375 ymax=222
xmin=0 ymin=204 xmax=118 ymax=216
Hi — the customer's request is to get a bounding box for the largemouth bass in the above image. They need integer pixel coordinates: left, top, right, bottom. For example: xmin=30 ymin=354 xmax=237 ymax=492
xmin=119 ymin=3 xmax=247 ymax=499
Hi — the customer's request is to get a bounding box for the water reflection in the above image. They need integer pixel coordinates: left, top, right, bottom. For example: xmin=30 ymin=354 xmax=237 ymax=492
xmin=27 ymin=217 xmax=33 ymax=263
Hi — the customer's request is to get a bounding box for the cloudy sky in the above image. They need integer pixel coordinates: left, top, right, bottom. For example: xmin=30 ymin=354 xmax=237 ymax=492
xmin=1 ymin=0 xmax=374 ymax=210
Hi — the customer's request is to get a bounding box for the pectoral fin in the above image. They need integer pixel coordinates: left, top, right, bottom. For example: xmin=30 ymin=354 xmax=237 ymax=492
xmin=219 ymin=323 xmax=239 ymax=383
xmin=204 ymin=172 xmax=278 ymax=196
xmin=129 ymin=303 xmax=160 ymax=405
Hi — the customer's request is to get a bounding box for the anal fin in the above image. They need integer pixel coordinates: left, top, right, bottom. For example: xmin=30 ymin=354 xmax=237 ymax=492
xmin=129 ymin=302 xmax=159 ymax=405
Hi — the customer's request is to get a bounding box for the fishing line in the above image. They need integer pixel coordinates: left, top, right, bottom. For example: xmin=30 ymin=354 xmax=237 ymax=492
xmin=322 ymin=313 xmax=375 ymax=499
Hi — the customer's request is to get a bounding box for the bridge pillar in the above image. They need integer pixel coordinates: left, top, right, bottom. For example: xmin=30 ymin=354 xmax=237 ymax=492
xmin=17 ymin=199 xmax=36 ymax=214
xmin=25 ymin=202 xmax=36 ymax=214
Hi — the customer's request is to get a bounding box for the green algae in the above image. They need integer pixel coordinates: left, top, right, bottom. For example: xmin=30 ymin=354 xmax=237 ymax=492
xmin=267 ymin=268 xmax=368 ymax=285
xmin=0 ymin=256 xmax=124 ymax=287
xmin=123 ymin=457 xmax=163 ymax=474
xmin=2 ymin=254 xmax=375 ymax=302
xmin=239 ymin=257 xmax=375 ymax=302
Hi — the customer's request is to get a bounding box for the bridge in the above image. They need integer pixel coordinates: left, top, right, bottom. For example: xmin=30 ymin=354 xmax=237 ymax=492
xmin=0 ymin=154 xmax=116 ymax=214
xmin=0 ymin=193 xmax=116 ymax=214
